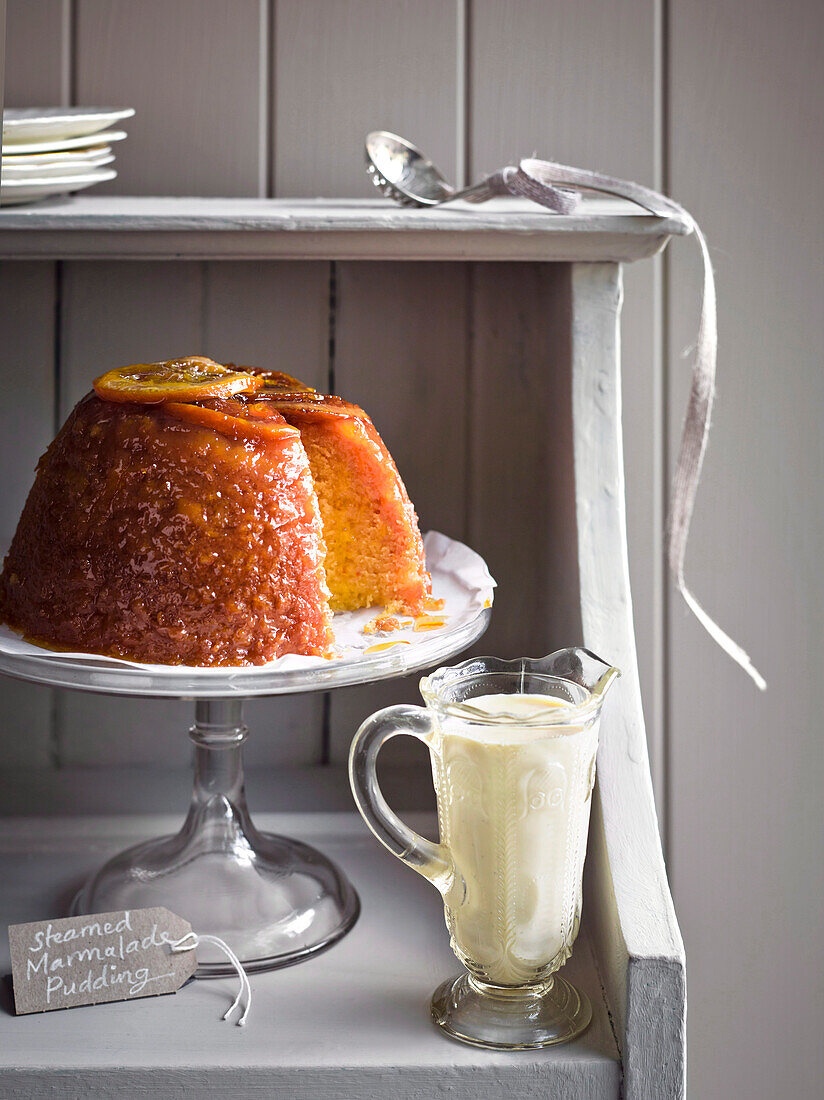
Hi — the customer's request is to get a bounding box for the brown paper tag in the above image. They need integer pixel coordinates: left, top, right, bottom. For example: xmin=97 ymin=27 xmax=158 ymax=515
xmin=8 ymin=907 xmax=197 ymax=1015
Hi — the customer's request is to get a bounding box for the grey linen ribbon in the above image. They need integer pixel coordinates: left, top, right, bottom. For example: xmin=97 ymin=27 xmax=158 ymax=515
xmin=480 ymin=158 xmax=765 ymax=690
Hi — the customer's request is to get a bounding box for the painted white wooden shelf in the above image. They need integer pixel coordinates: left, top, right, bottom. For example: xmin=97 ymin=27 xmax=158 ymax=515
xmin=0 ymin=198 xmax=687 ymax=1097
xmin=0 ymin=812 xmax=620 ymax=1099
xmin=0 ymin=194 xmax=688 ymax=261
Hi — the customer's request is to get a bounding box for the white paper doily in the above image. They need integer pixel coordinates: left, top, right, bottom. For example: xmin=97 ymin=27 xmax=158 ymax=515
xmin=0 ymin=532 xmax=494 ymax=697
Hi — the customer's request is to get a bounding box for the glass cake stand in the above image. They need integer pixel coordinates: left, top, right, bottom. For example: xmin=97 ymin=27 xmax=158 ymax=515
xmin=0 ymin=606 xmax=490 ymax=975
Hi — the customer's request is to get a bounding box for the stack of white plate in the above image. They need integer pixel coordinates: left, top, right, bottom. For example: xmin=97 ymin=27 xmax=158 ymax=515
xmin=1 ymin=107 xmax=134 ymax=206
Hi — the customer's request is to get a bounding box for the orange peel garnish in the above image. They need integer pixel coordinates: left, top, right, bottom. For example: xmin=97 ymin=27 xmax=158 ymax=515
xmin=231 ymin=366 xmax=317 ymax=394
xmin=269 ymin=395 xmax=366 ymax=420
xmin=93 ymin=357 xmax=264 ymax=405
xmin=163 ymin=401 xmax=300 ymax=445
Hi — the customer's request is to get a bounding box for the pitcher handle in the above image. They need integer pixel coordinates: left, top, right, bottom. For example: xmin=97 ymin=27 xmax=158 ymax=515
xmin=349 ymin=705 xmax=457 ymax=895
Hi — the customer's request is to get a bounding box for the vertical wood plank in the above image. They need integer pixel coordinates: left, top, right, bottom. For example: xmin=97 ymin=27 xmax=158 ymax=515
xmin=328 ymin=261 xmax=469 ymax=764
xmin=204 ymin=260 xmax=331 ymax=767
xmin=202 ymin=262 xmax=329 ymax=384
xmin=668 ymin=2 xmax=824 ymax=1096
xmin=57 ymin=695 xmax=191 ymax=769
xmin=4 ymin=0 xmax=68 ymax=107
xmin=0 ymin=0 xmax=4 ymax=174
xmin=469 ymin=0 xmax=665 ymax=810
xmin=332 ymin=263 xmax=469 ymax=543
xmin=2 ymin=0 xmax=71 ymax=770
xmin=57 ymin=261 xmax=203 ymax=767
xmin=468 ymin=262 xmax=581 ymax=658
xmin=621 ymin=261 xmax=665 ymax=812
xmin=75 ymin=0 xmax=265 ymax=196
xmin=0 ymin=263 xmax=57 ymax=768
xmin=571 ymin=262 xmax=685 ymax=1099
xmin=0 ymin=265 xmax=58 ymax=542
xmin=60 ymin=261 xmax=203 ymax=414
xmin=469 ymin=0 xmax=657 ymax=181
xmin=273 ymin=0 xmax=459 ymax=197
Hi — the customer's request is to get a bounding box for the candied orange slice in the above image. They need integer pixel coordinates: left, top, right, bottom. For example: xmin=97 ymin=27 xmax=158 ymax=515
xmin=163 ymin=401 xmax=300 ymax=445
xmin=239 ymin=367 xmax=316 ymax=394
xmin=270 ymin=394 xmax=366 ymax=420
xmin=93 ymin=357 xmax=263 ymax=405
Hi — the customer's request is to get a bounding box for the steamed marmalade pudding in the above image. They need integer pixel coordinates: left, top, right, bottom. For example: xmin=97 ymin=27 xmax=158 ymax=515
xmin=0 ymin=357 xmax=430 ymax=666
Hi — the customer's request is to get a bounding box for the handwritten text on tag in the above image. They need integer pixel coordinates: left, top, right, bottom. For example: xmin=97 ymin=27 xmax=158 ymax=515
xmin=8 ymin=907 xmax=196 ymax=1015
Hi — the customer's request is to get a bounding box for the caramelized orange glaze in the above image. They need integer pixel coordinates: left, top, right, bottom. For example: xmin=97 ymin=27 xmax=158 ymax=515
xmin=364 ymin=640 xmax=412 ymax=653
xmin=363 ymin=614 xmax=402 ymax=635
xmin=413 ymin=616 xmax=447 ymax=632
xmin=0 ymin=394 xmax=333 ymax=665
xmin=234 ymin=368 xmax=316 ymax=394
xmin=0 ymin=363 xmax=432 ymax=667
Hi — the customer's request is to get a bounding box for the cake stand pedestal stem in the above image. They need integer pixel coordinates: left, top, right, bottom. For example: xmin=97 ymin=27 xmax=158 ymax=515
xmin=70 ymin=695 xmax=360 ymax=975
xmin=186 ymin=698 xmax=255 ymax=848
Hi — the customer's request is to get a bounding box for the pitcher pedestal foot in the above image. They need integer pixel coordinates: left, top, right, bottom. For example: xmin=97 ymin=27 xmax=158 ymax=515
xmin=430 ymin=972 xmax=592 ymax=1050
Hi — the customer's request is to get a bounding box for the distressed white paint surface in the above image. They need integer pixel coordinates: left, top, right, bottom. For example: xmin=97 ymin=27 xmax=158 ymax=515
xmin=0 ymin=764 xmax=410 ymax=816
xmin=0 ymin=813 xmax=620 ymax=1099
xmin=0 ymin=7 xmax=684 ymax=1087
xmin=0 ymin=196 xmax=686 ymax=261
xmin=1 ymin=2 xmax=821 ymax=1093
xmin=571 ymin=264 xmax=685 ymax=1100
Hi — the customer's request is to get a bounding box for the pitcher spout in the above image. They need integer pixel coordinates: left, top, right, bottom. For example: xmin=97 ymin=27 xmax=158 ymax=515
xmin=589 ymin=663 xmax=621 ymax=700
xmin=530 ymin=648 xmax=621 ymax=709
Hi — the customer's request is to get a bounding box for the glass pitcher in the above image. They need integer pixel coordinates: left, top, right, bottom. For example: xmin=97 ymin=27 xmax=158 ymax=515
xmin=348 ymin=648 xmax=620 ymax=1049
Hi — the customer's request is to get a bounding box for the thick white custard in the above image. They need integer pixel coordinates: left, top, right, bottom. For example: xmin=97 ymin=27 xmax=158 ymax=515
xmin=432 ymin=693 xmax=599 ymax=986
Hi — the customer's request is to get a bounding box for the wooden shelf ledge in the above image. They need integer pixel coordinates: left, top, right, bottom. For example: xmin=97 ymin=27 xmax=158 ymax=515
xmin=0 ymin=195 xmax=687 ymax=262
xmin=0 ymin=812 xmax=621 ymax=1099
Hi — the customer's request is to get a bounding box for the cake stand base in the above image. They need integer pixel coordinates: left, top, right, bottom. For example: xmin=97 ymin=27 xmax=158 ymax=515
xmin=70 ymin=698 xmax=359 ymax=975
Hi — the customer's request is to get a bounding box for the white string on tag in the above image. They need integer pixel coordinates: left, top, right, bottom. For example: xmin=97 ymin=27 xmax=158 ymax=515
xmin=485 ymin=158 xmax=766 ymax=691
xmin=169 ymin=932 xmax=252 ymax=1026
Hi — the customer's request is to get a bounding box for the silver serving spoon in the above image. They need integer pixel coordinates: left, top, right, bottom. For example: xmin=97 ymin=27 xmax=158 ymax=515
xmin=365 ymin=130 xmax=580 ymax=212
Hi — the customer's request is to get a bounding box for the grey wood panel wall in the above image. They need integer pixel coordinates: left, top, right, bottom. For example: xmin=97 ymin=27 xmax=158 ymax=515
xmin=76 ymin=0 xmax=267 ymax=197
xmin=3 ymin=4 xmax=822 ymax=1095
xmin=0 ymin=263 xmax=55 ymax=767
xmin=666 ymin=1 xmax=824 ymax=1097
xmin=5 ymin=0 xmax=66 ymax=107
xmin=274 ymin=0 xmax=460 ymax=197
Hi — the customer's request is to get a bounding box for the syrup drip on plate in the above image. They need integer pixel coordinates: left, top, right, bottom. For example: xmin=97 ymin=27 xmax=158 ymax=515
xmin=413 ymin=616 xmax=447 ymax=632
xmin=364 ymin=640 xmax=413 ymax=654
